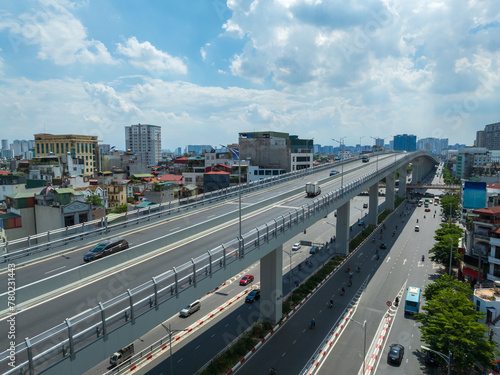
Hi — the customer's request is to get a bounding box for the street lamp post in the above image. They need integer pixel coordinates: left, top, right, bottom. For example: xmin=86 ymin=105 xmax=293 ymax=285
xmin=448 ymin=237 xmax=453 ymax=276
xmin=167 ymin=325 xmax=185 ymax=375
xmin=349 ymin=318 xmax=367 ymax=372
xmin=354 ymin=206 xmax=364 ymax=222
xmin=332 ymin=137 xmax=346 ymax=194
xmin=370 ymin=136 xmax=379 ymax=171
xmin=359 ymin=136 xmax=365 ymax=153
xmin=283 ymin=249 xmax=294 ymax=302
xmin=421 ymin=346 xmax=451 ymax=375
xmin=221 ymin=144 xmax=242 ymax=248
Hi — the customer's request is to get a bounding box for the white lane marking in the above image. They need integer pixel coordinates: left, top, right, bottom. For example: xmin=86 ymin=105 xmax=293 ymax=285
xmin=178 ymin=358 xmax=183 ymax=363
xmin=45 ymin=266 xmax=66 ymax=275
xmin=195 ymin=345 xmax=200 ymax=350
xmin=211 ymin=334 xmax=215 ymax=338
xmin=403 ymin=259 xmax=407 ymax=265
xmin=207 ymin=215 xmax=215 ymax=219
xmin=169 ymin=227 xmax=180 ymax=231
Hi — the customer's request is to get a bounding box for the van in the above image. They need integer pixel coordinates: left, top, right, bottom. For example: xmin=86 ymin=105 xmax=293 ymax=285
xmin=180 ymin=300 xmax=201 ymax=317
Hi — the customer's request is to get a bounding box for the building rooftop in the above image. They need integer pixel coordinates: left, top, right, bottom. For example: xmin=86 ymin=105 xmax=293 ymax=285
xmin=473 ymin=206 xmax=500 ymax=216
xmin=475 ymin=287 xmax=500 ymax=302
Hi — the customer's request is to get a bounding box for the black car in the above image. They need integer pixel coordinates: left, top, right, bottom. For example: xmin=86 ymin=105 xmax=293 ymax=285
xmin=387 ymin=344 xmax=404 ymax=365
xmin=83 ymin=237 xmax=129 ymax=262
xmin=380 ymin=243 xmax=387 ymax=249
xmin=245 ymin=289 xmax=260 ymax=303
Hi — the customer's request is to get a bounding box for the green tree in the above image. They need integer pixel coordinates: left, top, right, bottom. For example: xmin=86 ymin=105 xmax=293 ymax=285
xmin=423 ymin=274 xmax=471 ymax=301
xmin=441 ymin=194 xmax=460 ymax=218
xmin=110 ymin=204 xmax=128 ymax=214
xmin=417 ymin=284 xmax=498 ymax=373
xmin=85 ymin=192 xmax=103 ymax=208
xmin=429 ymin=223 xmax=463 ymax=270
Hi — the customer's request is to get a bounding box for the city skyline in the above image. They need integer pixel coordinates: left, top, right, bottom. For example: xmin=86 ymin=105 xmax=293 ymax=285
xmin=0 ymin=1 xmax=499 ymax=150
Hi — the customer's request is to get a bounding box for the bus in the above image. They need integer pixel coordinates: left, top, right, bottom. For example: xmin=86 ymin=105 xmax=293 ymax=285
xmin=404 ymin=286 xmax=421 ymax=316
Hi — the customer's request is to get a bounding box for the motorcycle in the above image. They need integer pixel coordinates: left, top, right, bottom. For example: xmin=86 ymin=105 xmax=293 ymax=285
xmin=422 ymin=255 xmax=425 ymax=261
xmin=348 ymin=279 xmax=352 ymax=287
xmin=340 ymin=288 xmax=345 ymax=296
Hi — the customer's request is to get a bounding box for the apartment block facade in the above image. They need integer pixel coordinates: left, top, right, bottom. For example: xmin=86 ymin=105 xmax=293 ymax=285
xmin=125 ymin=124 xmax=161 ymax=167
xmin=34 ymin=134 xmax=100 ymax=175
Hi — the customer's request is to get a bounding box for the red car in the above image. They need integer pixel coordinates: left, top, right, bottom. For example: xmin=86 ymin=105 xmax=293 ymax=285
xmin=240 ymin=275 xmax=254 ymax=285
xmin=425 ymin=207 xmax=431 ymax=212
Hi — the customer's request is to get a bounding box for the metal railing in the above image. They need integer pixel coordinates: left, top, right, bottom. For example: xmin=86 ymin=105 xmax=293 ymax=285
xmin=1 ymin=159 xmax=350 ymax=264
xmin=0 ymin=152 xmax=422 ymax=375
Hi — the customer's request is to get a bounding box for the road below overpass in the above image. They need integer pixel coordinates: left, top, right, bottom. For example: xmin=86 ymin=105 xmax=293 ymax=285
xmin=85 ymin=196 xmax=386 ymax=375
xmin=1 ymin=153 xmax=425 ymax=374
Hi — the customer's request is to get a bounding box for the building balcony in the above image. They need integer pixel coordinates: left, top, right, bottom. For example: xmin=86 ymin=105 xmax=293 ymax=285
xmin=474 ymin=218 xmax=500 ymax=226
xmin=489 ymin=256 xmax=500 ymax=266
xmin=491 ymin=237 xmax=500 ymax=247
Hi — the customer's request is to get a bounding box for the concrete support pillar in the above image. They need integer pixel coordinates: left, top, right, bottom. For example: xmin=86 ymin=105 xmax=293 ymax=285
xmin=398 ymin=166 xmax=407 ymax=198
xmin=368 ymin=182 xmax=378 ymax=226
xmin=336 ymin=201 xmax=350 ymax=256
xmin=260 ymin=245 xmax=283 ymax=324
xmin=385 ymin=172 xmax=396 ymax=210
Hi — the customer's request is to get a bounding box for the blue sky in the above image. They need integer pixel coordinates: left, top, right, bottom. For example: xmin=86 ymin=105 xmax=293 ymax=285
xmin=1 ymin=0 xmax=499 ymax=151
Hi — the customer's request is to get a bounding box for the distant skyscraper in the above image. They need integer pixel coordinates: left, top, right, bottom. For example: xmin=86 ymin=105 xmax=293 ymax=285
xmin=393 ymin=134 xmax=416 ymax=151
xmin=417 ymin=137 xmax=448 ymax=154
xmin=1 ymin=139 xmax=8 ymax=150
xmin=125 ymin=123 xmax=162 ymax=166
xmin=476 ymin=122 xmax=500 ymax=150
xmin=175 ymin=147 xmax=182 ymax=155
xmin=186 ymin=145 xmax=212 ymax=155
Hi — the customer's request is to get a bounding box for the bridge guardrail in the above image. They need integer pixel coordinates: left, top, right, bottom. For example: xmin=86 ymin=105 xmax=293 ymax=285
xmin=0 ymin=151 xmax=426 ymax=375
xmin=1 ymin=158 xmax=353 ymax=265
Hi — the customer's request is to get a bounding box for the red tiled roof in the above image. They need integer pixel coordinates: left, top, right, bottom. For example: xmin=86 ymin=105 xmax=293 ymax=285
xmin=487 ymin=183 xmax=500 ymax=190
xmin=174 ymin=157 xmax=189 ymax=163
xmin=472 ymin=206 xmax=500 ymax=215
xmin=205 ymin=171 xmax=230 ymax=175
xmin=157 ymin=174 xmax=182 ymax=182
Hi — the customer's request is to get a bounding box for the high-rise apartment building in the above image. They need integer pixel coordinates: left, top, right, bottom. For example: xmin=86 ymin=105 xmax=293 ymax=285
xmin=34 ymin=133 xmax=100 ymax=175
xmin=125 ymin=124 xmax=162 ymax=166
xmin=417 ymin=137 xmax=448 ymax=154
xmin=476 ymin=122 xmax=500 ymax=150
xmin=393 ymin=134 xmax=417 ymax=151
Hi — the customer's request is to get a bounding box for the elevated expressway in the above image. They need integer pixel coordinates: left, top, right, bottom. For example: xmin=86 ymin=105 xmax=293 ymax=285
xmin=0 ymin=151 xmax=437 ymax=375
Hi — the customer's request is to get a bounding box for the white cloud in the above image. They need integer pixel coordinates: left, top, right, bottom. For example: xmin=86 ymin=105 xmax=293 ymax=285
xmin=116 ymin=37 xmax=187 ymax=75
xmin=2 ymin=0 xmax=114 ymax=65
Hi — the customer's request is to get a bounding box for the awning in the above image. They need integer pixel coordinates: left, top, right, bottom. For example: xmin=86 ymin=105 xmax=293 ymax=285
xmin=487 ymin=306 xmax=497 ymax=312
xmin=462 ymin=267 xmax=478 ymax=278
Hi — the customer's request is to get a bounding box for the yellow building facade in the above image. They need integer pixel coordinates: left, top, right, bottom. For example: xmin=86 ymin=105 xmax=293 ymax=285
xmin=34 ymin=134 xmax=101 ymax=175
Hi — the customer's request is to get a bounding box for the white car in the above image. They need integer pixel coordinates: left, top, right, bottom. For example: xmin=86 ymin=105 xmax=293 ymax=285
xmin=292 ymin=243 xmax=301 ymax=251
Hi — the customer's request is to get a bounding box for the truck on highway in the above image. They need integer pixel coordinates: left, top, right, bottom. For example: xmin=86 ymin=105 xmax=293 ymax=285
xmin=110 ymin=343 xmax=134 ymax=366
xmin=361 ymin=150 xmax=371 ymax=162
xmin=305 ymin=182 xmax=321 ymax=197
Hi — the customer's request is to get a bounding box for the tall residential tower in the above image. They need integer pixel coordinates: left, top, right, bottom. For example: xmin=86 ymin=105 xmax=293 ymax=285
xmin=125 ymin=124 xmax=162 ymax=166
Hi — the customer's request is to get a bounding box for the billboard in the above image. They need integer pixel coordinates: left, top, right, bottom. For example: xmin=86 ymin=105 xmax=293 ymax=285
xmin=463 ymin=181 xmax=487 ymax=209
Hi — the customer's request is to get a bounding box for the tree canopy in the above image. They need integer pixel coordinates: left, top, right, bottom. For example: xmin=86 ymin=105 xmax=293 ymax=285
xmin=417 ymin=275 xmax=498 ymax=373
xmin=85 ymin=192 xmax=103 ymax=208
xmin=429 ymin=223 xmax=463 ymax=270
xmin=441 ymin=194 xmax=460 ymax=218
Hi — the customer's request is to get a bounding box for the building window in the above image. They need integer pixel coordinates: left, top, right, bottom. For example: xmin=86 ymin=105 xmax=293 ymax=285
xmin=50 ymin=143 xmax=54 ymax=153
xmin=56 ymin=143 xmax=59 ymax=153
xmin=85 ymin=143 xmax=88 ymax=153
xmin=77 ymin=143 xmax=80 ymax=153
xmin=37 ymin=144 xmax=40 ymax=154
xmin=66 ymin=143 xmax=69 ymax=153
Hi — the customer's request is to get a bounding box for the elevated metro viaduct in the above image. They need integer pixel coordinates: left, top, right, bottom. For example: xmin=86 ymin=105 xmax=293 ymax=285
xmin=4 ymin=151 xmax=437 ymax=375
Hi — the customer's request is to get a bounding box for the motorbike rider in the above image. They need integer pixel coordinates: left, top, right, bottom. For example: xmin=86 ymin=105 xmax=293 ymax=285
xmin=341 ymin=287 xmax=345 ymax=295
xmin=395 ymin=297 xmax=399 ymax=306
xmin=330 ymin=298 xmax=334 ymax=307
xmin=311 ymin=318 xmax=316 ymax=328
xmin=422 ymin=255 xmax=425 ymax=261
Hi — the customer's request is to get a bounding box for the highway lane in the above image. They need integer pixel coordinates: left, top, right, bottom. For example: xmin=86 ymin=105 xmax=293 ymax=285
xmin=236 ymin=172 xmax=443 ymax=374
xmin=0 ymin=173 xmax=389 ymax=364
xmin=82 ymin=198 xmax=381 ymax=375
xmin=0 ymin=156 xmax=381 ymax=289
xmin=0 ymin=154 xmax=411 ymax=373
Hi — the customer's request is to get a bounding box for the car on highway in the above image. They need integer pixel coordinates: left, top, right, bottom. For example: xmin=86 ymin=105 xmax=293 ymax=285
xmin=363 ymin=203 xmax=368 ymax=208
xmin=245 ymin=289 xmax=260 ymax=303
xmin=329 ymin=170 xmax=340 ymax=176
xmin=415 ymin=225 xmax=420 ymax=232
xmin=380 ymin=243 xmax=387 ymax=249
xmin=309 ymin=246 xmax=319 ymax=254
xmin=387 ymin=343 xmax=404 ymax=365
xmin=240 ymin=275 xmax=254 ymax=285
xmin=180 ymin=300 xmax=201 ymax=317
xmin=292 ymin=243 xmax=301 ymax=251
xmin=425 ymin=207 xmax=431 ymax=212
xmin=83 ymin=237 xmax=129 ymax=262
xmin=357 ymin=220 xmax=364 ymax=226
